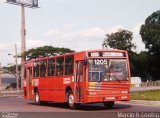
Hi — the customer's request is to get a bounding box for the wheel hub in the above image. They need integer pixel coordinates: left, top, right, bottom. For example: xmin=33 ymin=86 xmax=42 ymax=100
xmin=35 ymin=93 xmax=39 ymax=103
xmin=69 ymin=94 xmax=74 ymax=106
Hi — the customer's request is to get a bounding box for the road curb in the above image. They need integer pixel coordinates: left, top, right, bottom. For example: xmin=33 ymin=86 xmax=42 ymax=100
xmin=123 ymin=100 xmax=160 ymax=106
xmin=0 ymin=95 xmax=23 ymax=98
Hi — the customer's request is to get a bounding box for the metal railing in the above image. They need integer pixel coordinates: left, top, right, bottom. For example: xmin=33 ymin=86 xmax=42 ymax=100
xmin=141 ymin=81 xmax=160 ymax=87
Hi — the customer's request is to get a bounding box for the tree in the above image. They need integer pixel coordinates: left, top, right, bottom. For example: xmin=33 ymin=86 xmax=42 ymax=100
xmin=26 ymin=46 xmax=75 ymax=60
xmin=103 ymin=29 xmax=136 ymax=52
xmin=102 ymin=29 xmax=137 ymax=78
xmin=140 ymin=10 xmax=160 ymax=55
xmin=140 ymin=10 xmax=160 ymax=81
xmin=130 ymin=51 xmax=150 ymax=81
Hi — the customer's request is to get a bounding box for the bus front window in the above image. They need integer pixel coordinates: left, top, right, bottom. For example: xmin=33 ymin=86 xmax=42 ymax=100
xmin=88 ymin=59 xmax=109 ymax=82
xmin=109 ymin=60 xmax=128 ymax=81
xmin=88 ymin=59 xmax=128 ymax=82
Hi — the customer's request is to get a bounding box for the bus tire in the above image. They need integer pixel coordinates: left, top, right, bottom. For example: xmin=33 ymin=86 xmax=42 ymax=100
xmin=35 ymin=91 xmax=40 ymax=105
xmin=34 ymin=91 xmax=47 ymax=105
xmin=103 ymin=101 xmax=114 ymax=108
xmin=67 ymin=91 xmax=77 ymax=110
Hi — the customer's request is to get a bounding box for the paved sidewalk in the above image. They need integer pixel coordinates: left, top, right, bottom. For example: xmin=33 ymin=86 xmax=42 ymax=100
xmin=0 ymin=95 xmax=23 ymax=98
xmin=130 ymin=86 xmax=160 ymax=93
xmin=119 ymin=100 xmax=160 ymax=106
xmin=0 ymin=91 xmax=23 ymax=98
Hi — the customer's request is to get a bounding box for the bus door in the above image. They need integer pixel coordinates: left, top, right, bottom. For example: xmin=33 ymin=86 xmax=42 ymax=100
xmin=26 ymin=67 xmax=33 ymax=99
xmin=75 ymin=61 xmax=85 ymax=103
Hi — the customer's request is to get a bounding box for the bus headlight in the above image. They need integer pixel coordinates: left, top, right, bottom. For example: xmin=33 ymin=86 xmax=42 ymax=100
xmin=88 ymin=91 xmax=97 ymax=95
xmin=121 ymin=90 xmax=129 ymax=94
xmin=121 ymin=96 xmax=128 ymax=99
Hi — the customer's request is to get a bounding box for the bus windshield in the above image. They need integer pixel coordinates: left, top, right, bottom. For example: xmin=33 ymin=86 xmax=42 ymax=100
xmin=88 ymin=59 xmax=128 ymax=82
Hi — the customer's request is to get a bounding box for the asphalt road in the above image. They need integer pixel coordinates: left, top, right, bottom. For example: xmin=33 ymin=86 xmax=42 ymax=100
xmin=0 ymin=96 xmax=160 ymax=118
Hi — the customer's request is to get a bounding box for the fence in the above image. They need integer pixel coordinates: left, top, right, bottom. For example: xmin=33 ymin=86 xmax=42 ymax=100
xmin=141 ymin=81 xmax=160 ymax=87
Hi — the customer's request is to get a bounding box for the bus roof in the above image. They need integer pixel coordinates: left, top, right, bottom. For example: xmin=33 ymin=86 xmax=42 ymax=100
xmin=25 ymin=49 xmax=128 ymax=63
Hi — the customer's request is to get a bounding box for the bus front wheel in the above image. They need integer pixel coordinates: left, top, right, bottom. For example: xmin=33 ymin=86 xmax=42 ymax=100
xmin=103 ymin=101 xmax=114 ymax=108
xmin=67 ymin=91 xmax=77 ymax=109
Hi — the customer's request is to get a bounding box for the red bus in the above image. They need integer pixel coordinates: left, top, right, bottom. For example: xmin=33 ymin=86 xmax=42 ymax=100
xmin=24 ymin=49 xmax=131 ymax=109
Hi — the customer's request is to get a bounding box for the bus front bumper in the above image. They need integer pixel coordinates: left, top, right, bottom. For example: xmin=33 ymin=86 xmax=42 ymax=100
xmin=85 ymin=94 xmax=130 ymax=103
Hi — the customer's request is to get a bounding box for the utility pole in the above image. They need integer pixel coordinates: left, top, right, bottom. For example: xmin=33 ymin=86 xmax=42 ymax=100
xmin=21 ymin=5 xmax=26 ymax=89
xmin=8 ymin=44 xmax=19 ymax=90
xmin=15 ymin=44 xmax=19 ymax=90
xmin=5 ymin=0 xmax=39 ymax=90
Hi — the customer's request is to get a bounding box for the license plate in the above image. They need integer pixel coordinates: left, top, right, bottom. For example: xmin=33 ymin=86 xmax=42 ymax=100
xmin=105 ymin=97 xmax=116 ymax=101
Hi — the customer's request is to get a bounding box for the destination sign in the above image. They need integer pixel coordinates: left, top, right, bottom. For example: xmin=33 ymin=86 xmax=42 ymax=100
xmin=102 ymin=52 xmax=124 ymax=57
xmin=88 ymin=52 xmax=125 ymax=57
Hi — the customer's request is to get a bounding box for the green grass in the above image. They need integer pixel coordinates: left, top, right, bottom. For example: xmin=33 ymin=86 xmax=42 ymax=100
xmin=131 ymin=90 xmax=160 ymax=101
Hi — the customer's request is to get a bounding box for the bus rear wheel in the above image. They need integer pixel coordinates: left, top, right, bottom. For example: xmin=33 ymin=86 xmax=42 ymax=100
xmin=103 ymin=101 xmax=114 ymax=108
xmin=35 ymin=91 xmax=47 ymax=105
xmin=67 ymin=91 xmax=77 ymax=109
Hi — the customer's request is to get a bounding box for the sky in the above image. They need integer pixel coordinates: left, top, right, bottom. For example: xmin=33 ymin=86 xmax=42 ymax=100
xmin=0 ymin=0 xmax=160 ymax=66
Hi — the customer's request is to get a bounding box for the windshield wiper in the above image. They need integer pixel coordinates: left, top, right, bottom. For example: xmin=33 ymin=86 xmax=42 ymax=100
xmin=111 ymin=74 xmax=121 ymax=82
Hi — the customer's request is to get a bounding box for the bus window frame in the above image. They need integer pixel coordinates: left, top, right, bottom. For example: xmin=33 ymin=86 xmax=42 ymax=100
xmin=33 ymin=61 xmax=40 ymax=78
xmin=65 ymin=55 xmax=74 ymax=76
xmin=47 ymin=58 xmax=56 ymax=77
xmin=39 ymin=60 xmax=47 ymax=77
xmin=56 ymin=56 xmax=65 ymax=76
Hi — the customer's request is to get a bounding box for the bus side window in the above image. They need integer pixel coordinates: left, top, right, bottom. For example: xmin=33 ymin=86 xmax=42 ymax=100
xmin=34 ymin=62 xmax=39 ymax=78
xmin=40 ymin=60 xmax=47 ymax=77
xmin=56 ymin=57 xmax=64 ymax=76
xmin=65 ymin=56 xmax=74 ymax=75
xmin=48 ymin=59 xmax=55 ymax=76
